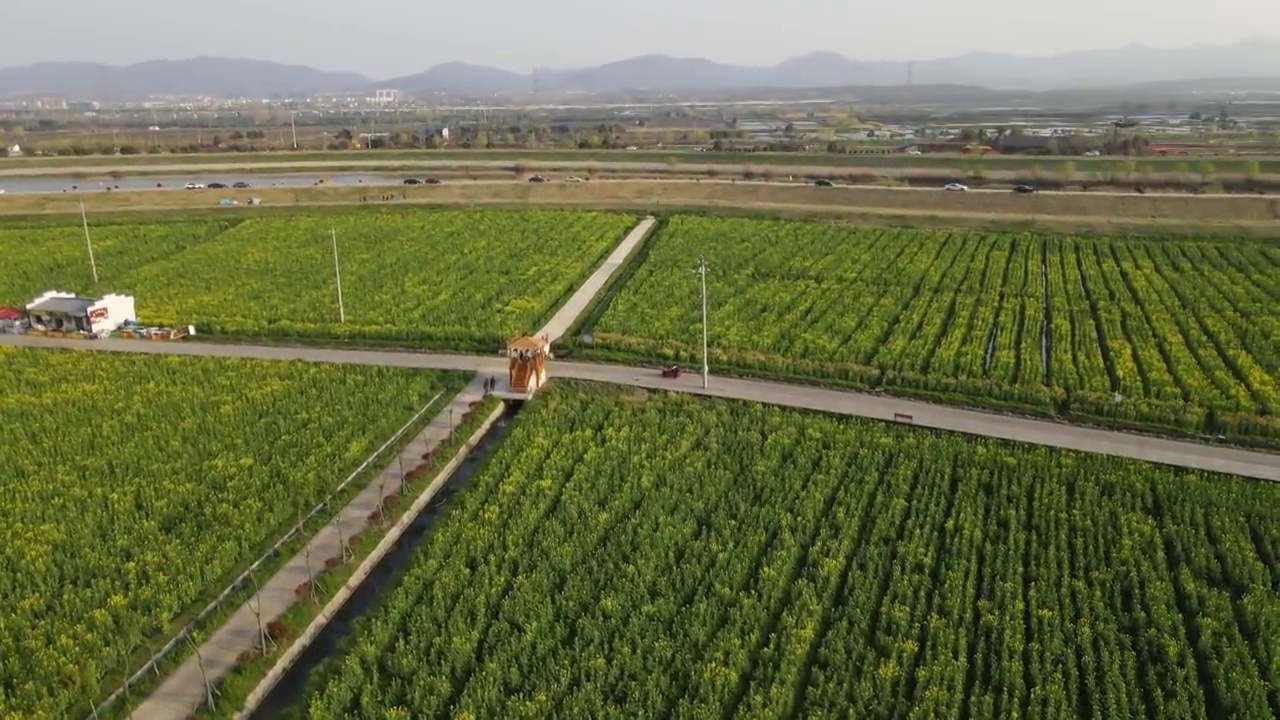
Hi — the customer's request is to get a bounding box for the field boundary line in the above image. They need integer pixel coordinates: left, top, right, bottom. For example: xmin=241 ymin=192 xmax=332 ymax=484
xmin=93 ymin=388 xmax=449 ymax=720
xmin=537 ymin=215 xmax=657 ymax=344
xmin=233 ymin=400 xmax=506 ymax=719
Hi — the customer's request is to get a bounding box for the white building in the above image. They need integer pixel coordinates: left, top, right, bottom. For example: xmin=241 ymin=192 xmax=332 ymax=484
xmin=372 ymin=89 xmax=400 ymax=105
xmin=5 ymin=144 xmax=19 ymax=157
xmin=25 ymin=291 xmax=136 ymax=336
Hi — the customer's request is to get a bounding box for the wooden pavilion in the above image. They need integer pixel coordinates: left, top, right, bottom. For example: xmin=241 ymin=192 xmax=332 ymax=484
xmin=507 ymin=335 xmax=550 ymax=394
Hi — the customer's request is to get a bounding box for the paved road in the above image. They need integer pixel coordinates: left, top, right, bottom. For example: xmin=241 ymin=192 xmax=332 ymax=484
xmin=4 ymin=334 xmax=1276 ymax=480
xmin=537 ymin=216 xmax=656 ymax=343
xmin=126 ymin=377 xmax=488 ymax=720
xmin=0 ymin=172 xmax=1258 ymax=199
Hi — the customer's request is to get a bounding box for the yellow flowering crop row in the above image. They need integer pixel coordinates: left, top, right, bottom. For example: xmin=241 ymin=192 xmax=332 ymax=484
xmin=588 ymin=216 xmax=1278 ymax=440
xmin=1 ymin=209 xmax=635 ymax=349
xmin=0 ymin=218 xmax=230 ymax=306
xmin=298 ymin=383 xmax=1279 ymax=718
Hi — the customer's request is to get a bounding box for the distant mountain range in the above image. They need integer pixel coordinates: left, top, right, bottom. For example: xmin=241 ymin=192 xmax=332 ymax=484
xmin=2 ymin=38 xmax=1279 ymax=99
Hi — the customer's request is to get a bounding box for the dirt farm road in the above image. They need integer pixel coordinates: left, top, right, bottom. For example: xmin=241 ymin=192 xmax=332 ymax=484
xmin=3 ymin=334 xmax=1276 ymax=481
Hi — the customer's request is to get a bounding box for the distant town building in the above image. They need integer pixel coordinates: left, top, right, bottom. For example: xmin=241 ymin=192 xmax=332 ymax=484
xmin=421 ymin=127 xmax=450 ymax=144
xmin=372 ymin=89 xmax=400 ymax=105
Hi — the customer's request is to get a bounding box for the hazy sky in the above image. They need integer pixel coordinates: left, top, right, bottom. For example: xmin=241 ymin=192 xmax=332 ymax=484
xmin=2 ymin=1 xmax=1274 ymax=77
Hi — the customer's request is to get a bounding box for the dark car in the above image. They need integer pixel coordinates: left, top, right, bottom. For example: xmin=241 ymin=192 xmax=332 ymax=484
xmin=1013 ymin=184 xmax=1038 ymax=194
xmin=206 ymin=182 xmax=227 ymax=189
xmin=232 ymin=181 xmax=251 ymax=189
xmin=814 ymin=178 xmax=835 ymax=187
xmin=424 ymin=177 xmax=442 ymax=185
xmin=403 ymin=178 xmax=423 ymax=185
xmin=528 ymin=175 xmax=549 ymax=183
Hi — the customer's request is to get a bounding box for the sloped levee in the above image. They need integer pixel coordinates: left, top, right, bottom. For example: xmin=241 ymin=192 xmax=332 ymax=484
xmin=246 ymin=400 xmax=521 ymax=720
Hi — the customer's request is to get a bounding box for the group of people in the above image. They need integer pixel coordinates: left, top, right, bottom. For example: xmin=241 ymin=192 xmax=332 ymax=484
xmin=483 ymin=376 xmax=499 ymax=394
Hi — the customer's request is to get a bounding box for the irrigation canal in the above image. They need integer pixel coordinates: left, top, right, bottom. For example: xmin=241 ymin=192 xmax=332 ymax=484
xmin=248 ymin=400 xmax=521 ymax=719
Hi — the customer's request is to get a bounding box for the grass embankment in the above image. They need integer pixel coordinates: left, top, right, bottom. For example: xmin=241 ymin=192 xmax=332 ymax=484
xmin=3 ymin=180 xmax=1277 ymax=237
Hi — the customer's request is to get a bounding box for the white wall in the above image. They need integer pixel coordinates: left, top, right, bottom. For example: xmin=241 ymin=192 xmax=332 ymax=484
xmin=88 ymin=294 xmax=136 ymax=335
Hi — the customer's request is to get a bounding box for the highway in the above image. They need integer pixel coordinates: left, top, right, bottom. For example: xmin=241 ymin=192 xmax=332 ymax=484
xmin=0 ymin=172 xmax=1258 ymax=197
xmin=4 ymin=334 xmax=1276 ymax=481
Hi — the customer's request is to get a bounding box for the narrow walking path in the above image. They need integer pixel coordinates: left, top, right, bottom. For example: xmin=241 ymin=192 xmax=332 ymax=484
xmin=126 ymin=377 xmax=488 ymax=720
xmin=559 ymin=363 xmax=1280 ymax=482
xmin=537 ymin=215 xmax=656 ymax=344
xmin=4 ymin=334 xmax=1276 ymax=480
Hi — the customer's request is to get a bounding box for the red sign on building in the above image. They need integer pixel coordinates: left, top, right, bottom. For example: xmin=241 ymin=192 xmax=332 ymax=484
xmin=88 ymin=307 xmax=109 ymax=322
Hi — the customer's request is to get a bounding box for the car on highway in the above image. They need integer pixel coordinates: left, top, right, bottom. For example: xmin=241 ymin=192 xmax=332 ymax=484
xmin=207 ymin=182 xmax=227 ymax=189
xmin=233 ymin=182 xmax=251 ymax=189
xmin=424 ymin=177 xmax=442 ymax=185
xmin=814 ymin=178 xmax=835 ymax=187
xmin=943 ymin=183 xmax=969 ymax=192
xmin=1084 ymin=149 xmax=1102 ymax=157
xmin=403 ymin=178 xmax=423 ymax=185
xmin=1013 ymin=184 xmax=1038 ymax=194
xmin=565 ymin=176 xmax=586 ymax=183
xmin=184 ymin=182 xmax=205 ymax=190
xmin=528 ymin=175 xmax=550 ymax=183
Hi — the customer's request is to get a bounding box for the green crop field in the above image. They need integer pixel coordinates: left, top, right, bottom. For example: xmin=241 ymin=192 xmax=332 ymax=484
xmin=583 ymin=216 xmax=1279 ymax=440
xmin=0 ymin=208 xmax=635 ymax=348
xmin=293 ymin=383 xmax=1280 ymax=720
xmin=0 ymin=347 xmax=465 ymax=719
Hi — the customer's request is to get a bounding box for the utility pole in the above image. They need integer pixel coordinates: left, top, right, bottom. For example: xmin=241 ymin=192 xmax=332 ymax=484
xmin=694 ymin=257 xmax=709 ymax=389
xmin=331 ymin=228 xmax=345 ymax=323
xmin=290 ymin=111 xmax=298 ymax=150
xmin=80 ymin=200 xmax=99 ymax=284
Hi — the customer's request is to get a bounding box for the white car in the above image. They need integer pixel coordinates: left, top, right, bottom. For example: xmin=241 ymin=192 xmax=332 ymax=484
xmin=1083 ymin=150 xmax=1101 ymax=157
xmin=943 ymin=183 xmax=969 ymax=192
xmin=565 ymin=176 xmax=586 ymax=183
xmin=184 ymin=182 xmax=205 ymax=190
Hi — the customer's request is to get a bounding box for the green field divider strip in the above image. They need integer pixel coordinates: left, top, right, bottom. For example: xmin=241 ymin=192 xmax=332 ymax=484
xmin=560 ymin=215 xmax=668 ymax=348
xmin=88 ymin=389 xmax=452 ymax=720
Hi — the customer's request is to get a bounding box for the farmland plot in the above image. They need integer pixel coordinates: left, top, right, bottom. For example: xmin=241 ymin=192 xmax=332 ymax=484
xmin=2 ymin=209 xmax=634 ymax=348
xmin=297 ymin=383 xmax=1280 ymax=720
xmin=588 ymin=216 xmax=1279 ymax=439
xmin=0 ymin=348 xmax=464 ymax=719
xmin=0 ymin=219 xmax=231 ymax=306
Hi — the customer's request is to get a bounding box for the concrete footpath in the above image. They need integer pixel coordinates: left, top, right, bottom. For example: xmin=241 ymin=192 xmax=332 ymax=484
xmin=537 ymin=216 xmax=656 ymax=344
xmin=3 ymin=333 xmax=1277 ymax=481
xmin=557 ymin=363 xmax=1280 ymax=482
xmin=127 ymin=377 xmax=488 ymax=720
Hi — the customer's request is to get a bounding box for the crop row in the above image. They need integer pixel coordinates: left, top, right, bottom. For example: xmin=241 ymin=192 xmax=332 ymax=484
xmin=0 ymin=209 xmax=635 ymax=348
xmin=587 ymin=216 xmax=1279 ymax=439
xmin=0 ymin=348 xmax=464 ymax=719
xmin=294 ymin=383 xmax=1279 ymax=719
